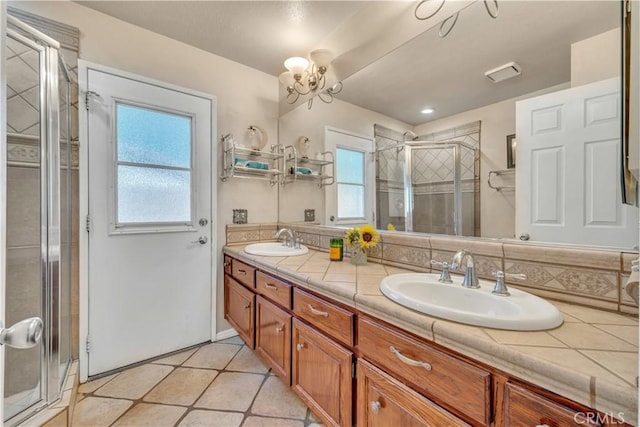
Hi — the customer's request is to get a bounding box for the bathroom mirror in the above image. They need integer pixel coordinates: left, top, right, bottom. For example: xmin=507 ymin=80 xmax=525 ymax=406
xmin=278 ymin=0 xmax=637 ymax=250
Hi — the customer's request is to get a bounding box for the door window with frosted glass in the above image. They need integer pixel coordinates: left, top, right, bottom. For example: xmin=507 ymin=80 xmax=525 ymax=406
xmin=114 ymin=103 xmax=194 ymax=230
xmin=336 ymin=147 xmax=365 ymax=221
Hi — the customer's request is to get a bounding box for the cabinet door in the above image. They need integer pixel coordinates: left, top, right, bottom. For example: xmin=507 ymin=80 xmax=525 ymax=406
xmin=292 ymin=318 xmax=353 ymax=427
xmin=256 ymin=296 xmax=292 ymax=385
xmin=357 ymin=359 xmax=469 ymax=427
xmin=224 ymin=275 xmax=255 ymax=348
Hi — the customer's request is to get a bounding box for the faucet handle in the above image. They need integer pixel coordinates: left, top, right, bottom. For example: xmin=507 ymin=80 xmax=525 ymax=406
xmin=431 ymin=260 xmax=453 ymax=283
xmin=491 ymin=271 xmax=526 ymax=297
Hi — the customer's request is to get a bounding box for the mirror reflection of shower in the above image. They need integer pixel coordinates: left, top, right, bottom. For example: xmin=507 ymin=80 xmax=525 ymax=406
xmin=375 ymin=124 xmax=480 ymax=236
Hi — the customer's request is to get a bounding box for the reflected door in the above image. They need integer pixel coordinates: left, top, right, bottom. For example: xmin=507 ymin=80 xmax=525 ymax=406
xmin=84 ymin=65 xmax=215 ymax=375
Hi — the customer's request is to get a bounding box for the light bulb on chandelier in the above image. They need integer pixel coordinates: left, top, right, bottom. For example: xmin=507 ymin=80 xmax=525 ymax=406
xmin=279 ymin=49 xmax=343 ymax=109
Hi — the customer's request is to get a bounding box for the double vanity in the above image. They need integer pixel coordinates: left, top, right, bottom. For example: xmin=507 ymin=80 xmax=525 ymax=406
xmin=223 ymin=229 xmax=637 ymax=426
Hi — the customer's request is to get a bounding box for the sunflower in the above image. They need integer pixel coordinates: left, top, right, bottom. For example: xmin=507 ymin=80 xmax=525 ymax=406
xmin=358 ymin=225 xmax=380 ymax=249
xmin=344 ymin=227 xmax=361 ymax=249
xmin=387 ymin=223 xmax=396 ymax=231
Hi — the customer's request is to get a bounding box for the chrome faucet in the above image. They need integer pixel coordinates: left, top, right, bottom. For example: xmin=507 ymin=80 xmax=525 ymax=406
xmin=451 ymin=250 xmax=480 ymax=289
xmin=274 ymin=228 xmax=295 ymax=248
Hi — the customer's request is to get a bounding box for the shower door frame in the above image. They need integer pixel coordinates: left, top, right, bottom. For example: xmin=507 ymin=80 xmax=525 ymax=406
xmin=4 ymin=15 xmax=70 ymax=425
xmin=403 ymin=141 xmax=476 ymax=236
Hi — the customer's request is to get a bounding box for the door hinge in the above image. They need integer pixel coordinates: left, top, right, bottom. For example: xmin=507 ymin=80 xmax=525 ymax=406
xmin=85 ymin=335 xmax=92 ymax=353
xmin=85 ymin=214 xmax=91 ymax=233
xmin=85 ymin=90 xmax=102 ymax=111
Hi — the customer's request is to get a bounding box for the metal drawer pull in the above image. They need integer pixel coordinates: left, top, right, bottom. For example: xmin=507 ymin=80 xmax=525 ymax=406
xmin=370 ymin=401 xmax=382 ymax=414
xmin=307 ymin=304 xmax=329 ymax=317
xmin=275 ymin=325 xmax=284 ymax=333
xmin=243 ymin=303 xmax=251 ymax=309
xmin=296 ymin=343 xmax=305 ymax=351
xmin=237 ymin=269 xmax=247 ymax=275
xmin=223 ymin=261 xmax=230 ymax=267
xmin=389 ymin=346 xmax=432 ymax=371
xmin=264 ymin=283 xmax=278 ymax=291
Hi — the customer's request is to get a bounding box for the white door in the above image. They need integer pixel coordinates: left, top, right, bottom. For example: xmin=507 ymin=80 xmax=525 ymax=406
xmin=325 ymin=127 xmax=375 ymax=227
xmin=516 ymin=77 xmax=638 ymax=249
xmin=82 ymin=64 xmax=215 ymax=375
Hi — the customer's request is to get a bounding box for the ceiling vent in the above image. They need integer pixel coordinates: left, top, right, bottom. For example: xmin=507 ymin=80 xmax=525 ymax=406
xmin=485 ymin=62 xmax=522 ymax=83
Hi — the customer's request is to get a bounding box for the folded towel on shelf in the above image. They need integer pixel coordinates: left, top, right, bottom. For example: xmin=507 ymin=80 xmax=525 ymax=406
xmin=235 ymin=158 xmax=269 ymax=170
xmin=295 ymin=167 xmax=313 ymax=175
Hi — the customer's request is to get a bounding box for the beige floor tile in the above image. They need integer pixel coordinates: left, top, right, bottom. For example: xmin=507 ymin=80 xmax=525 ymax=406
xmin=226 ymin=346 xmax=270 ymax=374
xmin=217 ymin=335 xmax=245 ymax=345
xmin=112 ymin=403 xmax=186 ymax=427
xmin=242 ymin=416 xmax=304 ymax=427
xmin=183 ymin=343 xmax=242 ymax=369
xmin=251 ymin=376 xmax=308 ymax=419
xmin=71 ymin=396 xmax=132 ymax=427
xmin=178 ymin=410 xmax=244 ymax=427
xmin=592 ymin=324 xmax=639 ymax=346
xmin=94 ymin=364 xmax=173 ymax=400
xmin=554 ymin=303 xmax=638 ymax=325
xmin=485 ymin=330 xmax=568 ymax=348
xmin=77 ymin=373 xmax=118 ymax=394
xmin=308 ymin=409 xmax=321 ymax=423
xmin=548 ymin=323 xmax=637 ymax=351
xmin=195 ymin=372 xmax=264 ymax=411
xmin=152 ymin=348 xmax=198 ymax=366
xmin=144 ymin=367 xmax=218 ymax=406
xmin=580 ymin=350 xmax=638 ymax=386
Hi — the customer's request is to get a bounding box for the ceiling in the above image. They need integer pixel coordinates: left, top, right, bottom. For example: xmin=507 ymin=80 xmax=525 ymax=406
xmin=75 ymin=1 xmax=621 ymax=125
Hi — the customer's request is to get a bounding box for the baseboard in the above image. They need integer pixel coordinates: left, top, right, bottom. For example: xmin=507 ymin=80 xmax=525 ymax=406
xmin=214 ymin=328 xmax=239 ymax=341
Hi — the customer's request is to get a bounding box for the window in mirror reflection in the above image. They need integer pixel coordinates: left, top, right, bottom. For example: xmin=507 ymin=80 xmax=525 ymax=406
xmin=336 ymin=148 xmax=365 ymax=220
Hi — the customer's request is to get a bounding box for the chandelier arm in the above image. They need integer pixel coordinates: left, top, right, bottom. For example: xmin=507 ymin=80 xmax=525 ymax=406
xmin=414 ymin=0 xmax=446 ymax=21
xmin=484 ymin=0 xmax=499 ymax=19
xmin=318 ymin=91 xmax=334 ymax=104
xmin=286 ymin=92 xmax=300 ymax=104
xmin=293 ymin=80 xmax=311 ymax=95
xmin=328 ymin=81 xmax=343 ymax=94
xmin=307 ymin=98 xmax=314 ymax=110
xmin=439 ymin=12 xmax=459 ymax=38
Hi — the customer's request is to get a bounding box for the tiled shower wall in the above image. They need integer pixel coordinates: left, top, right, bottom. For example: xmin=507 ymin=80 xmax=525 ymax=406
xmin=6 ymin=7 xmax=80 ymax=372
xmin=226 ymin=223 xmax=638 ymax=316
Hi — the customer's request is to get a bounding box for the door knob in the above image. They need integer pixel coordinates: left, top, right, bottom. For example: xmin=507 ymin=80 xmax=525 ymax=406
xmin=0 ymin=317 xmax=43 ymax=349
xmin=192 ymin=236 xmax=208 ymax=244
xmin=519 ymin=232 xmax=530 ymax=241
xmin=329 ymin=215 xmax=335 ymax=222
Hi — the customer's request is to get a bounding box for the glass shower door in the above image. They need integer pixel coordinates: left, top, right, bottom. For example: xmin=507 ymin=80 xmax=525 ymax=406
xmin=4 ymin=30 xmax=45 ymax=421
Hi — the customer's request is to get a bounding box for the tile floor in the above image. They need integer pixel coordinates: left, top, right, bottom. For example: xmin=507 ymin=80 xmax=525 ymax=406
xmin=73 ymin=337 xmax=323 ymax=427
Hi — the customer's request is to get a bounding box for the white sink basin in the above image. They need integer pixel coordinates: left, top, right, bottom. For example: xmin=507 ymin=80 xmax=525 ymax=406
xmin=244 ymin=242 xmax=309 ymax=257
xmin=380 ymin=273 xmax=563 ymax=331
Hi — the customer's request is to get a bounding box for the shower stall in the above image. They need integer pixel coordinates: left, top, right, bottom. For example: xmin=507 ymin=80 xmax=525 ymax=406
xmin=376 ymin=140 xmax=479 ymax=236
xmin=4 ymin=14 xmax=72 ymax=425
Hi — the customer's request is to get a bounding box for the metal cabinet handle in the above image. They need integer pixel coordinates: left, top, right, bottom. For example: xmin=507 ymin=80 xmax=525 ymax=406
xmin=243 ymin=303 xmax=251 ymax=309
xmin=223 ymin=261 xmax=231 ymax=267
xmin=307 ymin=304 xmax=328 ymax=317
xmin=0 ymin=317 xmax=43 ymax=349
xmin=370 ymin=401 xmax=382 ymax=414
xmin=264 ymin=283 xmax=278 ymax=291
xmin=296 ymin=343 xmax=305 ymax=351
xmin=237 ymin=269 xmax=247 ymax=275
xmin=389 ymin=346 xmax=432 ymax=371
xmin=275 ymin=325 xmax=284 ymax=333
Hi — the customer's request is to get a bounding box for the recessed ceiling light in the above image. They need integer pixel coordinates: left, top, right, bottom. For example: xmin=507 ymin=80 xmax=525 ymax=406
xmin=485 ymin=62 xmax=522 ymax=83
xmin=421 ymin=108 xmax=435 ymax=114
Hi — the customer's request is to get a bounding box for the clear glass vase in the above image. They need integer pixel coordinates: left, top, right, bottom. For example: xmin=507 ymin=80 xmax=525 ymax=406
xmin=350 ymin=248 xmax=368 ymax=265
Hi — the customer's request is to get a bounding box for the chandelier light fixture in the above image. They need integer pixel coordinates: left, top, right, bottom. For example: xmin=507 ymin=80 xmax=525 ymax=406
xmin=279 ymin=49 xmax=343 ymax=109
xmin=414 ymin=0 xmax=499 ymax=38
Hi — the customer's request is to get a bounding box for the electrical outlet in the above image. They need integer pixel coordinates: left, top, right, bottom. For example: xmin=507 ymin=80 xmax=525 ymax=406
xmin=233 ymin=209 xmax=248 ymax=224
xmin=304 ymin=209 xmax=315 ymax=222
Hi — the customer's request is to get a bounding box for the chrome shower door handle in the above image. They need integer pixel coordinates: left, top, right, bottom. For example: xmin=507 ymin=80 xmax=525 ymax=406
xmin=0 ymin=317 xmax=43 ymax=349
xmin=191 ymin=236 xmax=208 ymax=245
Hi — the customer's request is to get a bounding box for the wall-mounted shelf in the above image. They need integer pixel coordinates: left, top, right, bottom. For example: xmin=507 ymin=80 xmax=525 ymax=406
xmin=488 ymin=168 xmax=515 ymax=191
xmin=283 ymin=145 xmax=334 ymax=188
xmin=220 ymin=134 xmax=284 ymax=186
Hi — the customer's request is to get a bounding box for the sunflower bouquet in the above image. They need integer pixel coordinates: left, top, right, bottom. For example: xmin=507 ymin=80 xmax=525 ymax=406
xmin=344 ymin=225 xmax=380 ymax=265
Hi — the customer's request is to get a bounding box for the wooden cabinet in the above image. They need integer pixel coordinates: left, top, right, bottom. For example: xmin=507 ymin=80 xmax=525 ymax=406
xmin=256 ymin=296 xmax=292 ymax=384
xmin=358 ymin=317 xmax=491 ymax=425
xmin=293 ymin=288 xmax=354 ymax=346
xmin=231 ymin=258 xmax=256 ymax=289
xmin=357 ymin=358 xmax=469 ymax=427
xmin=292 ymin=318 xmax=353 ymax=427
xmin=224 ymin=275 xmax=255 ymax=348
xmin=257 ymin=271 xmax=292 ymax=309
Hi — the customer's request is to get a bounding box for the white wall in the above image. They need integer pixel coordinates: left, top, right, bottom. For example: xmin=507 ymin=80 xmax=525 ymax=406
xmin=414 ymin=83 xmax=569 ymax=238
xmin=12 ymin=0 xmax=280 ymax=334
xmin=278 ymin=98 xmax=411 ymax=224
xmin=571 ymin=28 xmax=621 ymax=87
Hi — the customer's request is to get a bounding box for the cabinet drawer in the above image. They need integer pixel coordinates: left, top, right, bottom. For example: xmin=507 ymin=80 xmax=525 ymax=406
xmin=293 ymin=288 xmax=354 ymax=346
xmin=223 ymin=255 xmax=232 ymax=275
xmin=231 ymin=259 xmax=256 ymax=289
xmin=224 ymin=275 xmax=255 ymax=349
xmin=256 ymin=296 xmax=292 ymax=385
xmin=358 ymin=317 xmax=491 ymax=426
xmin=256 ymin=271 xmax=292 ymax=309
xmin=357 ymin=358 xmax=469 ymax=427
xmin=504 ymin=382 xmax=603 ymax=426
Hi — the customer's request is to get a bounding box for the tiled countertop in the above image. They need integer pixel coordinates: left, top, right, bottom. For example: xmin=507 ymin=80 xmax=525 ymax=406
xmin=223 ymin=245 xmax=639 ymax=424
